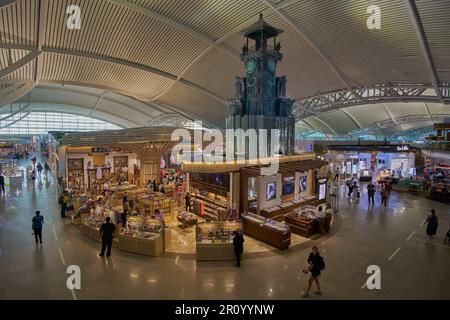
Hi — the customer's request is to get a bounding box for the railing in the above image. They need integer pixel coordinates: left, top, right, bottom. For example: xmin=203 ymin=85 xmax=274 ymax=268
xmin=420 ymin=141 xmax=450 ymax=152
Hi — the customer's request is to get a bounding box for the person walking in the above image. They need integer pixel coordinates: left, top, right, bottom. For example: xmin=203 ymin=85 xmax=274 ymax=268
xmin=59 ymin=190 xmax=69 ymax=218
xmin=32 ymin=210 xmax=44 ymax=244
xmin=99 ymin=217 xmax=116 ymax=257
xmin=36 ymin=162 xmax=43 ymax=177
xmin=185 ymin=192 xmax=191 ymax=212
xmin=367 ymin=182 xmax=376 ymax=206
xmin=302 ymin=246 xmax=325 ymax=298
xmin=346 ymin=179 xmax=353 ymax=197
xmin=380 ymin=188 xmax=388 ymax=207
xmin=426 ymin=209 xmax=438 ymax=240
xmin=232 ymin=230 xmax=244 ymax=267
xmin=44 ymin=162 xmax=50 ymax=176
xmin=121 ymin=192 xmax=129 ymax=228
xmin=0 ymin=172 xmax=5 ymax=195
xmin=333 ymin=167 xmax=339 ymax=182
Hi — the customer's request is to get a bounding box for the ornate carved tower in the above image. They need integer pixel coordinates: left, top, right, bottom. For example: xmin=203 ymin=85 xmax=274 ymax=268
xmin=226 ymin=13 xmax=295 ymax=157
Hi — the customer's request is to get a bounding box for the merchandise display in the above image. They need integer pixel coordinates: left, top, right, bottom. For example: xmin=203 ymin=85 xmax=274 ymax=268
xmin=177 ymin=210 xmax=198 ymax=227
xmin=243 ymin=213 xmax=291 ymax=249
xmin=121 ymin=216 xmax=163 ymax=240
xmin=196 ymin=221 xmax=242 ymax=261
xmin=67 ymin=158 xmax=85 ymax=191
xmin=190 ymin=191 xmax=229 ymax=221
xmin=196 ymin=221 xmax=242 ymax=244
xmin=285 ymin=205 xmax=332 ymax=237
xmin=119 ymin=216 xmax=165 ymax=256
xmin=81 ymin=205 xmax=116 ymax=242
xmin=139 ymin=193 xmax=174 ymax=216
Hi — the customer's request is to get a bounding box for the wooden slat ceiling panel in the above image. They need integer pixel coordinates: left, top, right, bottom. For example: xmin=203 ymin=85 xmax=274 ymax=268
xmin=40 ymin=52 xmax=175 ymax=98
xmin=158 ymin=82 xmax=227 ymax=128
xmin=182 ymin=48 xmax=243 ymax=99
xmin=2 ymin=57 xmax=34 ymax=79
xmin=415 ymin=0 xmax=450 ymax=82
xmin=44 ymin=0 xmax=209 ymax=76
xmin=0 ymin=0 xmax=36 ymax=46
xmin=283 ymin=0 xmax=430 ymax=85
xmin=128 ymin=0 xmax=267 ymax=40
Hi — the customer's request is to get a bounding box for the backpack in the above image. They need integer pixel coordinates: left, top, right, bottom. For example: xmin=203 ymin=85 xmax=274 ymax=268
xmin=317 ymin=256 xmax=326 ymax=270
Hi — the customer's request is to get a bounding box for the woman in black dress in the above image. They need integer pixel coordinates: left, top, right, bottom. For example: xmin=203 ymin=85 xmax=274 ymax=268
xmin=426 ymin=209 xmax=438 ymax=239
xmin=302 ymin=246 xmax=325 ymax=297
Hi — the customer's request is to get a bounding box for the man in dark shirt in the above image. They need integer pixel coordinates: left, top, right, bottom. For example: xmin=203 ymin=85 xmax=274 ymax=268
xmin=99 ymin=217 xmax=116 ymax=257
xmin=0 ymin=173 xmax=5 ymax=194
xmin=232 ymin=231 xmax=244 ymax=267
xmin=367 ymin=182 xmax=376 ymax=206
xmin=32 ymin=210 xmax=44 ymax=244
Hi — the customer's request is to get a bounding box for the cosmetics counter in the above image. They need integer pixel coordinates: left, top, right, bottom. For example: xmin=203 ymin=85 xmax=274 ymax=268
xmin=196 ymin=221 xmax=242 ymax=260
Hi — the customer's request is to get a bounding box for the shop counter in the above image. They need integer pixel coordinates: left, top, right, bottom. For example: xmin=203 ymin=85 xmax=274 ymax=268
xmin=243 ymin=216 xmax=291 ymax=250
xmin=258 ymin=197 xmax=318 ymax=221
xmin=81 ymin=223 xmax=102 ymax=242
xmin=196 ymin=242 xmax=235 ymax=261
xmin=284 ymin=216 xmax=318 ymax=237
xmin=118 ymin=234 xmax=164 ymax=257
xmin=71 ymin=212 xmax=89 ymax=226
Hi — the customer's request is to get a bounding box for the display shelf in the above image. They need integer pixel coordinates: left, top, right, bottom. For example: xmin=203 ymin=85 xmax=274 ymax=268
xmin=118 ymin=234 xmax=164 ymax=256
xmin=196 ymin=243 xmax=235 ymax=261
xmin=243 ymin=213 xmax=291 ymax=250
xmin=285 ymin=205 xmax=332 ymax=237
xmin=259 ymin=195 xmax=318 ymax=221
xmin=193 ymin=194 xmax=228 ymax=209
xmin=195 ymin=221 xmax=242 ymax=261
xmin=81 ymin=222 xmax=101 ymax=242
xmin=118 ymin=216 xmax=165 ymax=256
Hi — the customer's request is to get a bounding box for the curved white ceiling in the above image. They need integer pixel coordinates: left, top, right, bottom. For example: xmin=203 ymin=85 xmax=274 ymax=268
xmin=1 ymin=83 xmax=210 ymax=128
xmin=0 ymin=0 xmax=449 ymax=134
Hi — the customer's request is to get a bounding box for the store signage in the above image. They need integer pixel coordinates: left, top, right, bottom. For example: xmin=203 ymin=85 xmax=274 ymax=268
xmin=396 ymin=145 xmax=409 ymax=151
xmin=91 ymin=147 xmax=120 ymax=153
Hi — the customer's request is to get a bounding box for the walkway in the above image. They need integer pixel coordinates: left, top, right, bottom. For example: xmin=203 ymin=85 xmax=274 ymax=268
xmin=0 ymin=176 xmax=449 ymax=299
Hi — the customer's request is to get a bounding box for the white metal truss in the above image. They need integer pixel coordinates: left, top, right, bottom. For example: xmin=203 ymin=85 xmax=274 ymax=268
xmin=293 ymin=82 xmax=450 ymax=119
xmin=349 ymin=114 xmax=447 ymax=137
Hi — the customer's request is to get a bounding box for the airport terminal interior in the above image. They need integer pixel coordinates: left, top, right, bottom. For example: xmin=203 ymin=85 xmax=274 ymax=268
xmin=0 ymin=0 xmax=449 ymax=300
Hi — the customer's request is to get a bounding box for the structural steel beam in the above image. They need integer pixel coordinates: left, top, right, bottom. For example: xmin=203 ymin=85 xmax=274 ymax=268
xmin=0 ymin=50 xmax=41 ymax=79
xmin=261 ymin=0 xmax=362 ymax=100
xmin=44 ymin=47 xmax=227 ymax=106
xmin=404 ymin=0 xmax=444 ymax=104
xmin=108 ymin=0 xmax=238 ymax=60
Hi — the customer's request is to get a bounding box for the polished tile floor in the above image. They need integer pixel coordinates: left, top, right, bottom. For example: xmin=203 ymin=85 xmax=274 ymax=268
xmin=0 ymin=175 xmax=449 ymax=299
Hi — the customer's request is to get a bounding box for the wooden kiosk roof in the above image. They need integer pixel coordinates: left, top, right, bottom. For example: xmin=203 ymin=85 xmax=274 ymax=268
xmin=182 ymin=153 xmax=327 ymax=174
xmin=240 ymin=159 xmax=328 ymax=176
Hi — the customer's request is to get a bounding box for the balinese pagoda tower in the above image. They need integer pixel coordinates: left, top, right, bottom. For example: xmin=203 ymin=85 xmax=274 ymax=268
xmin=226 ymin=13 xmax=295 ymax=157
